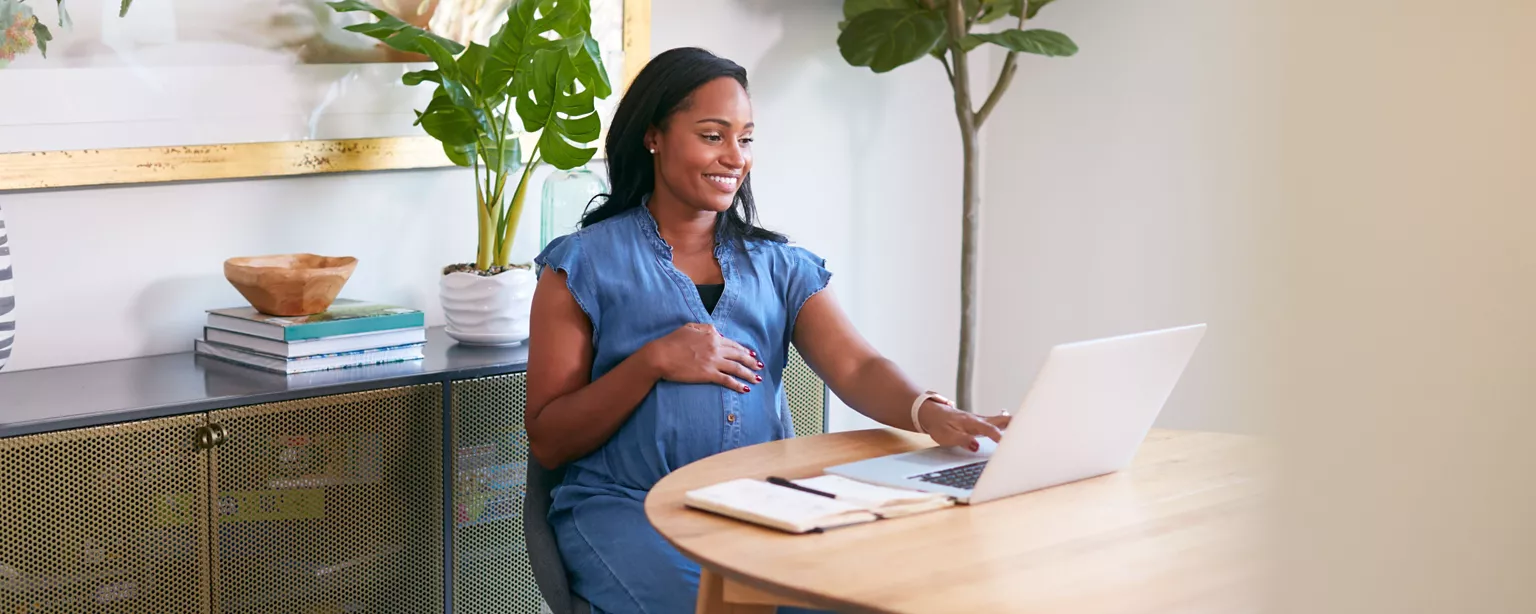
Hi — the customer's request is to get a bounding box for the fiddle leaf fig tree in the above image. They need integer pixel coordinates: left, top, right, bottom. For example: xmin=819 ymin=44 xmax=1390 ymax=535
xmin=328 ymin=0 xmax=611 ymax=272
xmin=837 ymin=0 xmax=1078 ymax=411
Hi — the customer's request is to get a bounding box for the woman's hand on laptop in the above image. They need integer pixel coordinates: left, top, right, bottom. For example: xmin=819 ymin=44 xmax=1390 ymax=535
xmin=918 ymin=401 xmax=1011 ymax=452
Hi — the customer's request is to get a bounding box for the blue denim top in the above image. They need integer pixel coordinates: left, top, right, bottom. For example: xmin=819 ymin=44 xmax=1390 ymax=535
xmin=533 ymin=203 xmax=831 ymax=499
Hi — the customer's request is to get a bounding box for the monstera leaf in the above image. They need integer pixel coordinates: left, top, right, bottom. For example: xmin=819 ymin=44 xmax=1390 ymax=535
xmin=517 ymin=46 xmax=604 ymax=169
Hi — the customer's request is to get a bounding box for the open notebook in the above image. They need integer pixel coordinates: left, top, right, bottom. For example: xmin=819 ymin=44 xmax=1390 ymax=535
xmin=683 ymin=475 xmax=954 ymax=534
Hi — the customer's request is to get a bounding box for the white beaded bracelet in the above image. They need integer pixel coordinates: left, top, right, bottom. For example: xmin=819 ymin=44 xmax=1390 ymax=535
xmin=910 ymin=391 xmax=953 ymax=434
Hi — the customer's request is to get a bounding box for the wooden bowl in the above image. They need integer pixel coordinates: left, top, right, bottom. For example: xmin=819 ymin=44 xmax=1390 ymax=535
xmin=223 ymin=254 xmax=358 ymax=316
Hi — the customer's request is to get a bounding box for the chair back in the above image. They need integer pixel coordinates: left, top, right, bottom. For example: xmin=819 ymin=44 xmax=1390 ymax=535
xmin=523 ymin=460 xmax=588 ymax=614
xmin=785 ymin=345 xmax=830 ymax=436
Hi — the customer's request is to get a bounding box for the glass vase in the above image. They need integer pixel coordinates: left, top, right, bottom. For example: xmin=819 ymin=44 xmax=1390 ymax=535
xmin=540 ymin=165 xmax=609 ymax=250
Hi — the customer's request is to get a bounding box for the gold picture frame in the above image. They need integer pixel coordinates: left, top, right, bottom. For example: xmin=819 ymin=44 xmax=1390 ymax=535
xmin=0 ymin=0 xmax=650 ymax=192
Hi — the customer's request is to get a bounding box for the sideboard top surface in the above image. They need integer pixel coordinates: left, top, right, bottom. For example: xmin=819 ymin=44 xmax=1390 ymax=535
xmin=0 ymin=327 xmax=529 ymax=438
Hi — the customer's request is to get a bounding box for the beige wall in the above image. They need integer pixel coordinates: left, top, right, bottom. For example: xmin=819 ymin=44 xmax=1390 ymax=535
xmin=1267 ymin=1 xmax=1536 ymax=611
xmin=982 ymin=0 xmax=1535 ymax=610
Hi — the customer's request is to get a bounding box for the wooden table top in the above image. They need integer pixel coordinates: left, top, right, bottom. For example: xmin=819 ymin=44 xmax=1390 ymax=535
xmin=645 ymin=428 xmax=1266 ymax=614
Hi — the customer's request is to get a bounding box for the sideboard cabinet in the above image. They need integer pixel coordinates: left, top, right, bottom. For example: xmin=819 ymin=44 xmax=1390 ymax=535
xmin=0 ymin=328 xmax=827 ymax=614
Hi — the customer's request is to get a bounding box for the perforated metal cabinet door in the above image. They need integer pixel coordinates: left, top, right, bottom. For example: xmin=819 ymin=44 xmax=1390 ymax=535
xmin=785 ymin=345 xmax=829 ymax=436
xmin=0 ymin=414 xmax=211 ymax=614
xmin=207 ymin=384 xmax=444 ymax=614
xmin=449 ymin=373 xmax=541 ymax=614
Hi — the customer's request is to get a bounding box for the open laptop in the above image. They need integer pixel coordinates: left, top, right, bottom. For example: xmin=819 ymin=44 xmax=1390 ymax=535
xmin=825 ymin=323 xmax=1207 ymax=505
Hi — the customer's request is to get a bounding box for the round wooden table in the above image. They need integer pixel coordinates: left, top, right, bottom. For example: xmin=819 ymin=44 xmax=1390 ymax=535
xmin=645 ymin=428 xmax=1264 ymax=614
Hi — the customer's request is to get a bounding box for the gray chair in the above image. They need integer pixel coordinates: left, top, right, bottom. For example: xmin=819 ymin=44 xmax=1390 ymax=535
xmin=524 ymin=459 xmax=590 ymax=614
xmin=523 ymin=347 xmax=829 ymax=613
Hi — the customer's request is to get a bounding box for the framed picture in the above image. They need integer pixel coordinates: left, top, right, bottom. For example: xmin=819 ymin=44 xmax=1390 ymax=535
xmin=0 ymin=0 xmax=650 ymax=190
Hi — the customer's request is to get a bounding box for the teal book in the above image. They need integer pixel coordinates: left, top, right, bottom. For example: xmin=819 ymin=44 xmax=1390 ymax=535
xmin=206 ymin=299 xmax=425 ymax=342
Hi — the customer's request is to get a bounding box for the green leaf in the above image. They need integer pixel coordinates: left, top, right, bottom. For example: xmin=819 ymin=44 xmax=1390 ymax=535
xmin=443 ymin=141 xmax=475 ymax=167
xmin=516 ymin=48 xmax=601 ymax=169
xmin=417 ymin=93 xmax=481 ymax=147
xmin=553 ymin=83 xmax=595 ymax=116
xmin=326 ymin=1 xmax=465 ymax=55
xmin=554 ymin=111 xmax=601 ymax=143
xmin=31 ymin=19 xmax=52 ymax=58
xmin=541 ymin=131 xmax=597 ymax=169
xmin=326 ymin=0 xmax=377 ymax=12
xmin=961 ymin=0 xmax=981 ymax=20
xmin=385 ymin=27 xmax=465 ymax=63
xmin=516 ymin=48 xmax=563 ymax=133
xmin=533 ymin=0 xmax=581 ymax=33
xmin=118 ymin=0 xmax=132 ymax=18
xmin=388 ymin=35 xmax=472 ymax=110
xmin=457 ymin=43 xmax=490 ymax=93
xmin=402 ymin=69 xmax=442 ymax=86
xmin=977 ymin=0 xmax=1014 ymax=23
xmin=343 ymin=17 xmax=412 ymax=40
xmin=971 ymin=28 xmax=1077 ymax=56
xmin=837 ymin=8 xmax=947 ymax=73
xmin=570 ymin=35 xmax=611 ymax=100
xmin=482 ymin=0 xmax=538 ymax=97
xmin=1013 ymin=0 xmax=1057 ymax=19
xmin=843 ymin=0 xmax=914 ymax=20
xmin=478 ymin=134 xmax=522 ymax=174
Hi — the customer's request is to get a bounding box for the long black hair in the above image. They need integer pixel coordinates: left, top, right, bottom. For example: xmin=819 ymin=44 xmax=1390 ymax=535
xmin=581 ymin=47 xmax=787 ymax=244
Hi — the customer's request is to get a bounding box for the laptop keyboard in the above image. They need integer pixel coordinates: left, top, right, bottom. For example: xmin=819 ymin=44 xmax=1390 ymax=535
xmin=912 ymin=461 xmax=989 ymax=490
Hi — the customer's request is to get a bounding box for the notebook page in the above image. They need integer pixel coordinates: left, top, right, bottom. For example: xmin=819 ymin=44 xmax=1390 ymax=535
xmin=686 ymin=478 xmax=871 ymax=525
xmin=793 ymin=475 xmax=950 ymax=508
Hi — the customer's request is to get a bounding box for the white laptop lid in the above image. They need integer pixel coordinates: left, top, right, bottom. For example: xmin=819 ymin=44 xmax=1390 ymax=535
xmin=969 ymin=324 xmax=1207 ymax=504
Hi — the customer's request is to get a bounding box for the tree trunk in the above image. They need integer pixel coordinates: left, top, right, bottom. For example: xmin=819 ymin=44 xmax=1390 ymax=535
xmin=945 ymin=0 xmax=981 ymax=412
xmin=956 ymin=125 xmax=980 ymax=412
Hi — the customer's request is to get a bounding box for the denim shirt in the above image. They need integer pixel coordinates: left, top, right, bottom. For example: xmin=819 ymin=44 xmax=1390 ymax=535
xmin=533 ymin=204 xmax=832 ymax=498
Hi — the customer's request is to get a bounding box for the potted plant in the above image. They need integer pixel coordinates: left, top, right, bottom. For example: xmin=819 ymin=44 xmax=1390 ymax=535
xmin=328 ymin=0 xmax=611 ymax=345
xmin=835 ymin=0 xmax=1078 ymax=409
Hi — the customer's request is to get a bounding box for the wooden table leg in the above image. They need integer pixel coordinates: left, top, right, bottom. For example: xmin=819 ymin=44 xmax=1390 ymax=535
xmin=697 ymin=568 xmax=824 ymax=613
xmin=697 ymin=568 xmax=777 ymax=614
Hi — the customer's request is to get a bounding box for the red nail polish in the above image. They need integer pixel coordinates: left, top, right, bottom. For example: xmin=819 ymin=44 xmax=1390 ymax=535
xmin=749 ymin=350 xmax=757 ymax=358
xmin=755 ymin=375 xmax=763 ymax=382
xmin=742 ymin=385 xmax=751 ymax=393
xmin=969 ymin=441 xmax=979 ymax=452
xmin=756 ymin=361 xmax=764 ymax=369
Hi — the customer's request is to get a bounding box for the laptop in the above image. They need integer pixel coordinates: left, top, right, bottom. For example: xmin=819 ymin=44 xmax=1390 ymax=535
xmin=825 ymin=323 xmax=1208 ymax=505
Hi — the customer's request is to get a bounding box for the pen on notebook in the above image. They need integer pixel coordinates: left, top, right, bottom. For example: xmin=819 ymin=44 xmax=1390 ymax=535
xmin=767 ymin=476 xmax=835 ymax=499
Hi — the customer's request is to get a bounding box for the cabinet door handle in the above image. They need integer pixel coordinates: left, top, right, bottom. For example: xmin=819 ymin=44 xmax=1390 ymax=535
xmin=194 ymin=424 xmax=231 ymax=450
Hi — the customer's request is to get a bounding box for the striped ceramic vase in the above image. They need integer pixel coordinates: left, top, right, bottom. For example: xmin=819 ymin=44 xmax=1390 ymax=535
xmin=0 ymin=205 xmax=12 ymax=371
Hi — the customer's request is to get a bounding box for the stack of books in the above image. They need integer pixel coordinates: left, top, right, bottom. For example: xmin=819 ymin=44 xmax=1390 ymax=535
xmin=194 ymin=299 xmax=427 ymax=374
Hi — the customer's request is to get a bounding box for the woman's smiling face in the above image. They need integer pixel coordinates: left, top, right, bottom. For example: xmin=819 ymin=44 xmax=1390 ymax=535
xmin=646 ymin=76 xmax=755 ymax=214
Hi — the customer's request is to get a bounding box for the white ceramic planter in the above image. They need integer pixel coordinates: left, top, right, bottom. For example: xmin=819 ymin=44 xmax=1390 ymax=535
xmin=439 ymin=268 xmax=536 ymax=346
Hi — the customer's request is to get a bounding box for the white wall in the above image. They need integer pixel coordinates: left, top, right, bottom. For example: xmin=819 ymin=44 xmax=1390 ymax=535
xmin=1 ymin=0 xmax=973 ymax=433
xmin=976 ymin=0 xmax=1281 ymax=433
